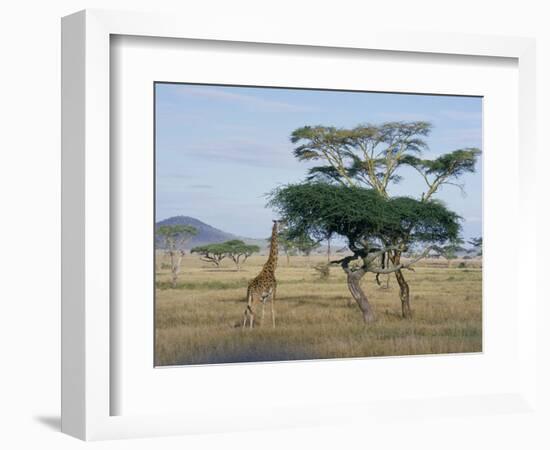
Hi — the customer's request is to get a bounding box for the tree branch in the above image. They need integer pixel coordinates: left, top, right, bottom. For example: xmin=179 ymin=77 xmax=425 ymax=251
xmin=329 ymin=254 xmax=360 ymax=274
xmin=364 ymin=245 xmax=436 ymax=274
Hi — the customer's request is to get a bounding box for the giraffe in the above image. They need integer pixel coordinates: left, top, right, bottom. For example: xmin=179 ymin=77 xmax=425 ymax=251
xmin=242 ymin=220 xmax=281 ymax=328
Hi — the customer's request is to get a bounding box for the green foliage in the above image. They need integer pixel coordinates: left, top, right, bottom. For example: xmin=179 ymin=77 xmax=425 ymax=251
xmin=424 ymin=148 xmax=480 ymax=175
xmin=401 ymin=148 xmax=481 ymax=201
xmin=468 ymin=237 xmax=482 ymax=247
xmin=291 ymin=121 xmax=433 ymax=193
xmin=191 ymin=243 xmax=228 ymax=267
xmin=224 ymin=240 xmax=260 ymax=269
xmin=191 ymin=240 xmax=260 ymax=268
xmin=156 ymin=224 xmax=198 ymax=251
xmin=468 ymin=236 xmax=483 ymax=256
xmin=268 ymin=183 xmax=461 ymax=249
xmin=156 ymin=224 xmax=199 ymax=286
xmin=271 ymin=230 xmax=299 ymax=257
xmin=157 ymin=224 xmax=198 ymax=239
xmin=270 ymin=229 xmax=320 ymax=257
xmin=437 ymin=238 xmax=466 ymax=260
xmin=290 ymin=121 xmax=480 ymax=204
xmin=272 ymin=120 xmax=479 ymax=318
xmin=289 ymin=233 xmax=321 ymax=256
xmin=223 ymin=240 xmax=260 ymax=255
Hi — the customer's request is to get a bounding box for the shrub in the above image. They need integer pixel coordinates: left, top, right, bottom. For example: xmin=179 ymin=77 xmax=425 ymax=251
xmin=312 ymin=263 xmax=330 ymax=280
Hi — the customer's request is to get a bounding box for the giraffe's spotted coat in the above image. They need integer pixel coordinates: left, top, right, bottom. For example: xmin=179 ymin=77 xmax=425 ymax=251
xmin=242 ymin=221 xmax=280 ymax=328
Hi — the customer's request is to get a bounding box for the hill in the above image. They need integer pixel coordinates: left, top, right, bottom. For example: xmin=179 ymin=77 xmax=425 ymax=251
xmin=155 ymin=216 xmax=267 ymax=250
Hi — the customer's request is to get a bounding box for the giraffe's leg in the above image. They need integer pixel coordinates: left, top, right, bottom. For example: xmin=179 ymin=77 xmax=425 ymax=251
xmin=243 ymin=290 xmax=253 ymax=329
xmin=261 ymin=300 xmax=266 ymax=326
xmin=271 ymin=286 xmax=276 ymax=328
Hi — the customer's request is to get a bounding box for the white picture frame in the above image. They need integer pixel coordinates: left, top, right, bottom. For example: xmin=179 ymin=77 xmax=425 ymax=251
xmin=61 ymin=9 xmax=537 ymax=441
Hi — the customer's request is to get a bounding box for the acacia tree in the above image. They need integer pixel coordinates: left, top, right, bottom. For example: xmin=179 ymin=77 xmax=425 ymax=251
xmin=191 ymin=243 xmax=228 ymax=268
xmin=269 ymin=183 xmax=460 ymax=322
xmin=438 ymin=238 xmax=466 ymax=267
xmin=292 ymin=233 xmax=321 ymax=265
xmin=468 ymin=237 xmax=483 ymax=256
xmin=191 ymin=240 xmax=260 ymax=270
xmin=156 ymin=224 xmax=198 ymax=288
xmin=224 ymin=240 xmax=260 ymax=270
xmin=277 ymin=121 xmax=480 ymax=319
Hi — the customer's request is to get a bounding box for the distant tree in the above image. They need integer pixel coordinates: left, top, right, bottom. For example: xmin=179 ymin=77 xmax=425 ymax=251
xmin=326 ymin=235 xmax=333 ymax=263
xmin=292 ymin=233 xmax=321 ymax=262
xmin=268 ymin=230 xmax=297 ymax=265
xmin=156 ymin=224 xmax=198 ymax=288
xmin=271 ymin=230 xmax=321 ymax=266
xmin=468 ymin=236 xmax=483 ymax=256
xmin=224 ymin=240 xmax=260 ymax=270
xmin=312 ymin=262 xmax=331 ymax=280
xmin=191 ymin=243 xmax=228 ymax=268
xmin=437 ymin=238 xmax=466 ymax=267
xmin=191 ymin=240 xmax=260 ymax=270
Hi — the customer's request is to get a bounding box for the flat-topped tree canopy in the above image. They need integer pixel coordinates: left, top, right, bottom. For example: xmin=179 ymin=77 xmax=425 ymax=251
xmin=400 ymin=148 xmax=481 ymax=201
xmin=191 ymin=240 xmax=260 ymax=269
xmin=268 ymin=183 xmax=461 ymax=251
xmin=291 ymin=121 xmax=433 ymax=193
xmin=156 ymin=224 xmax=198 ymax=245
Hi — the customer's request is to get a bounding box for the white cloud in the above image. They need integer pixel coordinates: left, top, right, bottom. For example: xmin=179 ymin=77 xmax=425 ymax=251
xmin=174 ymin=86 xmax=319 ymax=113
xmin=183 ymin=137 xmax=298 ymax=168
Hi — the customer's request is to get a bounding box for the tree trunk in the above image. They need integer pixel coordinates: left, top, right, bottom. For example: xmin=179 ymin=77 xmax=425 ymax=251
xmin=171 ymin=271 xmax=178 ymax=288
xmin=394 ymin=268 xmax=411 ymax=318
xmin=169 ymin=251 xmax=177 ymax=288
xmin=346 ymin=269 xmax=375 ymax=323
xmin=232 ymin=256 xmax=240 ymax=271
xmin=391 ymin=252 xmax=412 ymax=318
xmin=170 ymin=252 xmax=183 ymax=288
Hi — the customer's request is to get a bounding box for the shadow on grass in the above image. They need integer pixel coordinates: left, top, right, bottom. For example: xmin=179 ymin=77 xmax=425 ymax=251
xmin=201 ymin=269 xmax=249 ymax=273
xmin=172 ymin=345 xmax=321 ymax=366
xmin=224 ymin=294 xmax=356 ymax=309
xmin=283 ymin=295 xmax=354 ymax=309
xmin=156 ymin=278 xmax=318 ymax=291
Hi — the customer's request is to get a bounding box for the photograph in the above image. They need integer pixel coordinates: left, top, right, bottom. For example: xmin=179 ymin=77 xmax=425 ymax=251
xmin=154 ymin=83 xmax=483 ymax=366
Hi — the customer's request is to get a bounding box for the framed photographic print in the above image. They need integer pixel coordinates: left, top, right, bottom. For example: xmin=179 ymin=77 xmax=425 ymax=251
xmin=153 ymin=82 xmax=483 ymax=366
xmin=62 ymin=9 xmax=538 ymax=441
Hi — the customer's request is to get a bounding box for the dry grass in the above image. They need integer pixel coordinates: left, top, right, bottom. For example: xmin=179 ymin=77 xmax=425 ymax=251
xmin=155 ymin=254 xmax=482 ymax=366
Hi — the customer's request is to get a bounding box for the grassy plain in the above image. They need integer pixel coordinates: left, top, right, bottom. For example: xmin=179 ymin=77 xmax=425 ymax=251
xmin=155 ymin=253 xmax=482 ymax=366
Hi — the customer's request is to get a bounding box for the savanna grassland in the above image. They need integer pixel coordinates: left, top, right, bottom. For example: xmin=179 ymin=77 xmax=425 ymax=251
xmin=155 ymin=253 xmax=482 ymax=366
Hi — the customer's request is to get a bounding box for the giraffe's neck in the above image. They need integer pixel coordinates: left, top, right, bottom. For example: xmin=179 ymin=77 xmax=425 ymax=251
xmin=263 ymin=223 xmax=278 ymax=272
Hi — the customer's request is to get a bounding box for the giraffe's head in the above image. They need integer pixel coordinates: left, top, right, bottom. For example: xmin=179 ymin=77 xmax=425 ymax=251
xmin=272 ymin=218 xmax=288 ymax=232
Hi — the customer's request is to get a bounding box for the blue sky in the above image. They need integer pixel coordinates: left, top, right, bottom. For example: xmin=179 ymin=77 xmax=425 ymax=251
xmin=155 ymin=83 xmax=482 ymax=242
